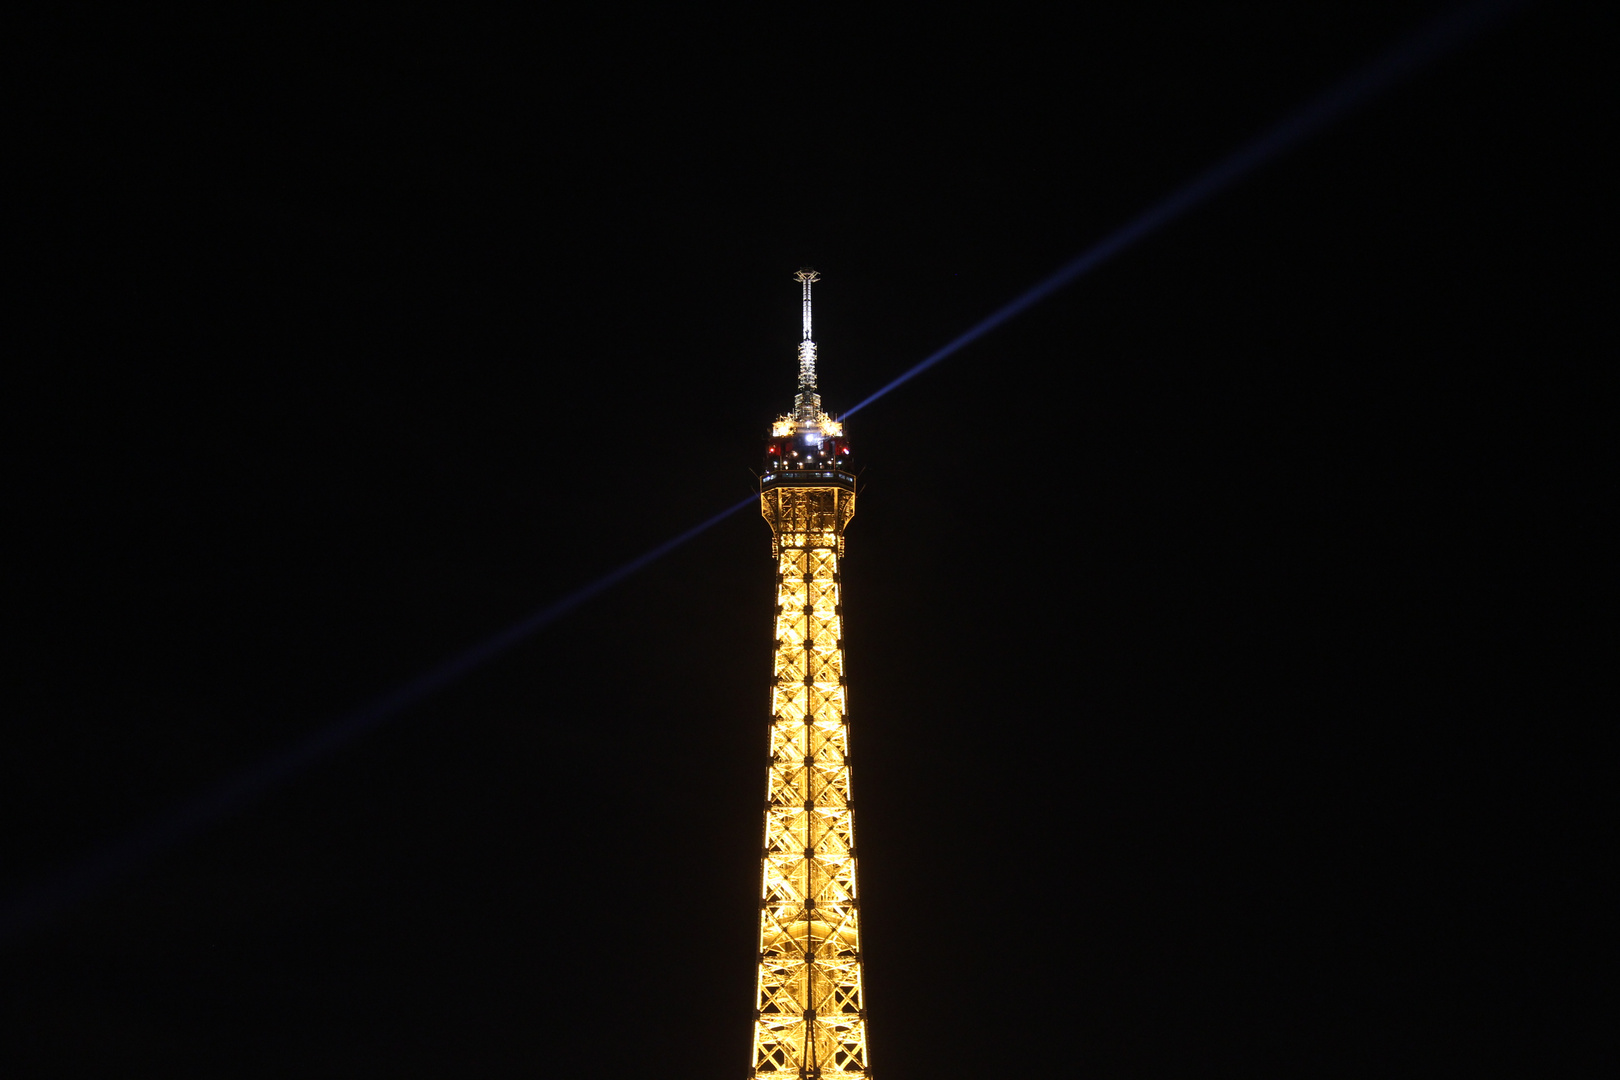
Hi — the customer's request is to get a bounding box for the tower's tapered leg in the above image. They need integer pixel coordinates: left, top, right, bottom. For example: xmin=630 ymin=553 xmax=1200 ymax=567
xmin=752 ymin=535 xmax=867 ymax=1079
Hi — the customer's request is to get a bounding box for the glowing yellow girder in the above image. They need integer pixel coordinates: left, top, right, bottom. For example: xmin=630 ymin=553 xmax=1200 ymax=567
xmin=753 ymin=484 xmax=868 ymax=1079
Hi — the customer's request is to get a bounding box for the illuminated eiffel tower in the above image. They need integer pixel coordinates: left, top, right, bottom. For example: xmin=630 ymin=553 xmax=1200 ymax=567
xmin=750 ymin=269 xmax=870 ymax=1079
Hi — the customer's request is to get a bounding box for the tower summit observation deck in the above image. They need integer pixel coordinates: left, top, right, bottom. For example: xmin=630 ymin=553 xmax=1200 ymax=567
xmin=760 ymin=269 xmax=856 ymax=531
xmin=751 ymin=270 xmax=870 ymax=1079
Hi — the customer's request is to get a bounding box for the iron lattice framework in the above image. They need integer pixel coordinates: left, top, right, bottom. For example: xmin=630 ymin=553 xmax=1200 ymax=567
xmin=751 ymin=269 xmax=870 ymax=1080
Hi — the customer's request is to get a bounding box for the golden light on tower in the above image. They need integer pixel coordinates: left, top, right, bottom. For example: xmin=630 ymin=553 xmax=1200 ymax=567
xmin=750 ymin=269 xmax=870 ymax=1079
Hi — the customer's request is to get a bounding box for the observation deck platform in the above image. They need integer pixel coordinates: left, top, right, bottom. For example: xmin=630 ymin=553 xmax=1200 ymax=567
xmin=760 ymin=468 xmax=857 ymax=493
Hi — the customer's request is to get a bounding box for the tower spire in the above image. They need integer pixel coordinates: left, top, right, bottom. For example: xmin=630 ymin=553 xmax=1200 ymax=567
xmin=793 ymin=269 xmax=822 ymax=423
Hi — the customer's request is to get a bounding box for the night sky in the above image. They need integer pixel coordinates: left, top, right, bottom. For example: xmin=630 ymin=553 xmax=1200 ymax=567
xmin=8 ymin=5 xmax=1604 ymax=1076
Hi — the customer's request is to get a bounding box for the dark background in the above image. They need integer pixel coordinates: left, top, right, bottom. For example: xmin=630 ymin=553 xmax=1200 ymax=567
xmin=7 ymin=4 xmax=1605 ymax=1076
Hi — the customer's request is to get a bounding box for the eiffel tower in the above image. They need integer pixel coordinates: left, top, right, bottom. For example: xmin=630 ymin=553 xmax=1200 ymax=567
xmin=750 ymin=269 xmax=870 ymax=1079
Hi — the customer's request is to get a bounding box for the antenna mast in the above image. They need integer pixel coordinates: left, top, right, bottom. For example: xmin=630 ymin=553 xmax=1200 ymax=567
xmin=793 ymin=268 xmax=822 ymax=423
